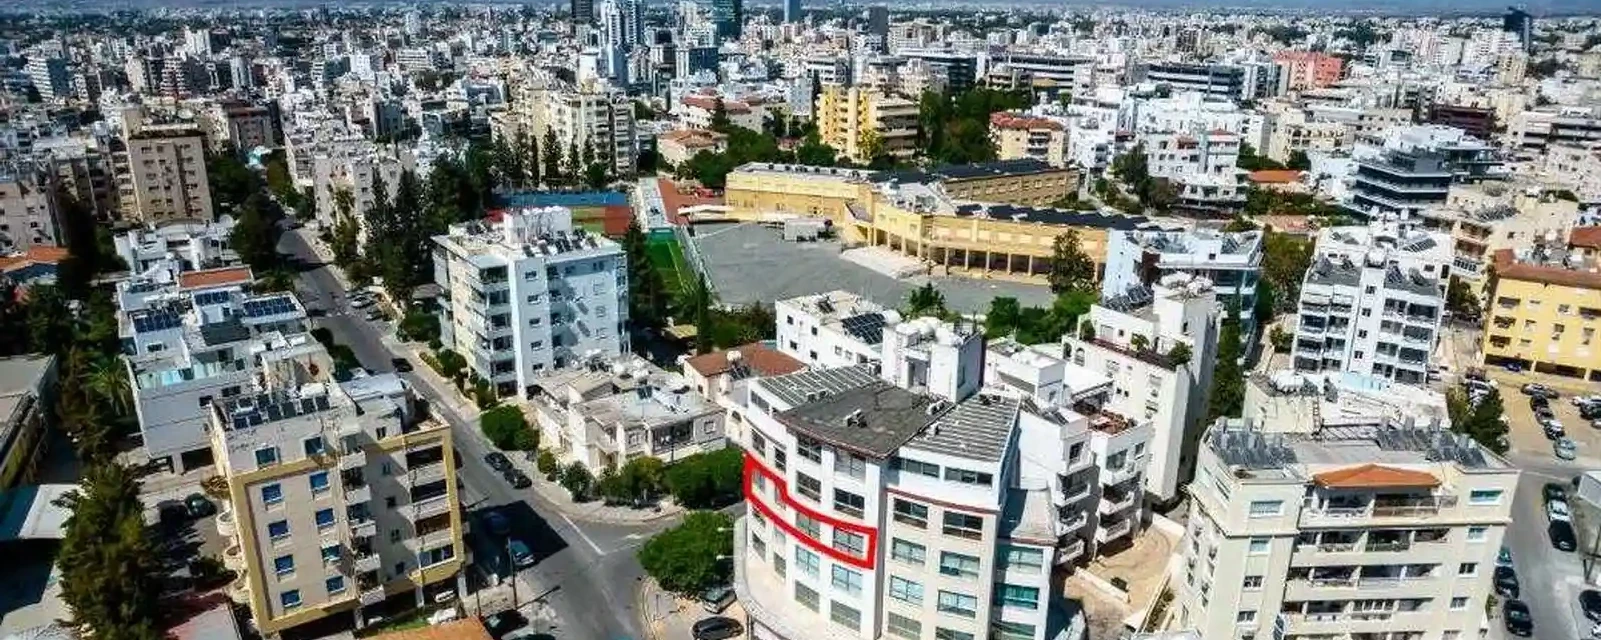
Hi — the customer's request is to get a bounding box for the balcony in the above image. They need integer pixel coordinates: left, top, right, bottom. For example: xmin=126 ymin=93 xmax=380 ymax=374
xmin=347 ymin=516 xmax=377 ymax=540
xmin=344 ymin=482 xmax=372 ymax=505
xmin=1300 ymin=495 xmax=1456 ymax=525
xmin=1101 ymin=458 xmax=1142 ymax=486
xmin=1096 ymin=518 xmax=1133 ymax=543
xmin=405 ymin=494 xmax=453 ymax=522
xmin=1056 ymin=538 xmax=1086 ymax=564
xmin=353 ymin=550 xmax=381 ymax=574
xmin=1057 ymin=482 xmax=1093 ymax=506
xmin=359 ymin=583 xmax=386 ymax=607
xmin=339 ymin=448 xmax=367 ymax=470
xmin=406 ymin=527 xmax=457 ymax=553
xmin=223 ymin=542 xmax=246 ymax=572
xmin=228 ymin=573 xmax=251 ymax=605
xmin=215 ymin=507 xmax=236 ymax=538
xmin=1099 ymin=490 xmax=1138 ymax=515
xmin=1054 ymin=509 xmax=1088 ymax=536
xmin=408 ymin=460 xmax=447 ymax=487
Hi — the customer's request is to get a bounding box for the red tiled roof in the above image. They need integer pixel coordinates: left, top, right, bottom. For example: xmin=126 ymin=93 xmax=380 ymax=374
xmin=1570 ymin=226 xmax=1601 ymax=249
xmin=177 ymin=265 xmax=254 ymax=290
xmin=989 ymin=112 xmax=1063 ymax=131
xmin=1248 ymin=169 xmax=1304 ymax=184
xmin=366 ymin=618 xmax=494 ymax=640
xmin=682 ymin=95 xmax=751 ymax=114
xmin=1493 ymin=248 xmax=1601 ymax=290
xmin=685 ymin=342 xmax=806 ymax=378
xmin=0 ymin=245 xmax=69 ymax=272
xmin=1313 ymin=464 xmax=1440 ymax=489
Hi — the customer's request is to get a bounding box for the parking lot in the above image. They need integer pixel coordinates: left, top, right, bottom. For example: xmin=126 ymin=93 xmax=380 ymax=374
xmin=1501 ymin=382 xmax=1601 ymax=467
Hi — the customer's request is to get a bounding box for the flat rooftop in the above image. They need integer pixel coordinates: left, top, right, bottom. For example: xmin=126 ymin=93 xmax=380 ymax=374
xmin=903 ymin=393 xmax=1019 ymax=463
xmin=1207 ymin=421 xmax=1509 ymax=483
xmin=776 ymin=381 xmax=940 ymax=459
xmin=759 ymin=364 xmax=880 ymax=408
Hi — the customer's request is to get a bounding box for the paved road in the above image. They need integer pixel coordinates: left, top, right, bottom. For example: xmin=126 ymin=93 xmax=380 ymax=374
xmin=278 ymin=230 xmax=672 ymax=640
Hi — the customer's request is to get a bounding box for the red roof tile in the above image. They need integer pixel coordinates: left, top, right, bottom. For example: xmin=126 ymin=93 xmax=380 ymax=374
xmin=1570 ymin=226 xmax=1601 ymax=249
xmin=177 ymin=265 xmax=254 ymax=290
xmin=1248 ymin=169 xmax=1304 ymax=184
xmin=685 ymin=342 xmax=805 ymax=378
xmin=1313 ymin=463 xmax=1440 ymax=489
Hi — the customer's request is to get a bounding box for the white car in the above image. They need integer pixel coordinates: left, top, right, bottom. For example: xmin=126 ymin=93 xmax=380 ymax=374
xmin=1548 ymin=499 xmax=1573 ymax=523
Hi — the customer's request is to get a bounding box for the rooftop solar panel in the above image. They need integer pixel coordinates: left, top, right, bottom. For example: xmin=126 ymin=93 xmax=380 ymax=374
xmin=841 ymin=312 xmax=886 ymax=345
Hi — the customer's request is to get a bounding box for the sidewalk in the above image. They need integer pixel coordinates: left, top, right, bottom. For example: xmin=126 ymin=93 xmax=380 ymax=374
xmin=637 ymin=577 xmax=746 ymax=640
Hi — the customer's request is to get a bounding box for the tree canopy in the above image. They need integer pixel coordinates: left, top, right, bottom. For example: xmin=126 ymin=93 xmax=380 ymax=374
xmin=637 ymin=511 xmax=734 ymax=594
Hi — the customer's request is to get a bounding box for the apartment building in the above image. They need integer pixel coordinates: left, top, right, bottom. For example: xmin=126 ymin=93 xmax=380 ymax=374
xmin=1060 ymin=275 xmax=1218 ymax=503
xmin=495 ymin=80 xmax=640 ymax=177
xmin=985 ymin=53 xmax=1094 ymax=94
xmin=1101 ymin=228 xmax=1263 ymax=338
xmin=1539 ymin=143 xmax=1601 ymax=202
xmin=989 ymin=113 xmax=1068 ymax=169
xmin=1509 ymin=107 xmax=1601 ymax=152
xmin=114 ymin=218 xmax=240 ymax=275
xmin=1347 ymin=126 xmax=1504 ymax=223
xmin=1292 ymin=223 xmax=1454 ymax=386
xmin=675 ymin=94 xmax=764 ymax=132
xmin=734 ymin=319 xmax=1079 ymax=640
xmin=117 ymin=122 xmax=215 ymax=223
xmin=1272 ymin=51 xmax=1343 ymax=91
xmin=775 ymin=291 xmax=894 ymax=370
xmin=657 ymin=129 xmax=728 ymax=167
xmin=432 ymin=206 xmax=628 ymax=398
xmin=211 ymin=376 xmax=463 ymax=635
xmin=0 ymin=355 xmax=58 ymax=490
xmin=814 ymin=86 xmax=919 ymax=165
xmin=1264 ymin=109 xmax=1349 ymax=165
xmin=208 ymin=101 xmax=279 ymax=153
xmin=32 ymin=135 xmax=118 ymax=219
xmin=1141 ymin=128 xmax=1246 ymax=212
xmin=26 ymin=56 xmax=70 ymax=102
xmin=1419 ymin=182 xmax=1580 ymax=282
xmin=1481 ymin=241 xmax=1601 ymax=380
xmin=528 ymin=355 xmax=727 ymax=472
xmin=310 ymin=145 xmax=411 ymax=247
xmin=0 ymin=169 xmax=60 ymax=253
xmin=1178 ymin=420 xmax=1517 ymax=640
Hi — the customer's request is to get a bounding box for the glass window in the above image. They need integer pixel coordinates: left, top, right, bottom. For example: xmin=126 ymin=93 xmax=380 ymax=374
xmin=892 ymin=456 xmax=941 ymax=478
xmin=938 ymin=552 xmax=980 ymax=579
xmin=942 ymin=512 xmax=983 ymax=540
xmin=886 ymin=613 xmax=921 ymax=640
xmin=797 ymin=437 xmax=822 ymax=463
xmin=325 ymin=575 xmax=345 ymax=594
xmin=309 ymin=471 xmax=330 ymax=494
xmin=991 ymin=621 xmax=1036 ymax=640
xmin=935 ymin=628 xmax=974 ymax=640
xmin=321 ymin=545 xmax=340 ymax=564
xmin=315 ymin=508 xmax=336 ymax=530
xmin=1469 ymin=490 xmax=1504 ymax=505
xmin=834 ymin=452 xmax=866 ymax=479
xmin=773 ymin=449 xmax=786 ymax=471
xmin=261 ymin=483 xmax=283 ymax=507
xmin=280 ymin=589 xmax=301 ymax=609
xmin=830 ymin=601 xmax=861 ymax=631
xmin=936 ymin=591 xmax=978 ymax=618
xmin=797 ymin=473 xmax=822 ymax=501
xmin=893 ymin=498 xmax=928 ymax=528
xmin=255 ymin=446 xmax=279 ymax=467
xmin=750 ymin=431 xmax=768 ymax=457
xmin=942 ymin=467 xmax=994 ymax=486
xmin=1247 ymin=500 xmax=1283 ymax=517
xmin=888 ymin=576 xmax=923 ymax=605
xmin=833 ymin=489 xmax=865 ymax=518
xmin=890 ymin=538 xmax=926 ymax=565
xmin=993 ymin=584 xmax=1040 ymax=610
xmin=1001 ymin=546 xmax=1045 ymax=573
xmin=1242 ymin=575 xmax=1262 ymax=590
xmin=303 ymin=436 xmax=325 ymax=456
xmin=1459 ymin=562 xmax=1478 ymax=576
xmin=1450 ymin=597 xmax=1468 ymax=610
xmin=267 ymin=520 xmax=290 ymax=540
xmin=795 ymin=582 xmax=819 ymax=611
xmin=796 ymin=513 xmax=821 ymax=539
xmin=833 ymin=530 xmax=866 ymax=557
xmin=273 ymin=555 xmax=295 ymax=576
xmin=1467 ymin=526 xmax=1487 ymax=541
xmin=1247 ymin=537 xmax=1270 ymax=554
xmin=1236 ymin=611 xmax=1256 ymax=624
xmin=831 ymin=565 xmax=863 ymax=595
xmin=795 ymin=547 xmax=819 ymax=577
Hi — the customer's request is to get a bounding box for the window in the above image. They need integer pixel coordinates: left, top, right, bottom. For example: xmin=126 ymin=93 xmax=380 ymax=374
xmin=943 ymin=467 xmax=994 ymax=486
xmin=267 ymin=520 xmax=290 ymax=541
xmin=1467 ymin=526 xmax=1488 ymax=542
xmin=796 ymin=473 xmax=822 ymax=502
xmin=1236 ymin=611 xmax=1256 ymax=624
xmin=893 ymin=499 xmax=928 ymax=528
xmin=1248 ymin=501 xmax=1283 ymax=517
xmin=993 ymin=583 xmax=1040 ymax=610
xmin=886 ymin=613 xmax=921 ymax=640
xmin=833 ymin=530 xmax=865 ymax=557
xmin=1002 ymin=546 xmax=1045 ymax=573
xmin=938 ymin=551 xmax=980 ymax=579
xmin=834 ymin=489 xmax=865 ymax=518
xmin=1459 ymin=562 xmax=1478 ymax=576
xmin=936 ymin=591 xmax=978 ymax=618
xmin=889 ymin=576 xmax=923 ymax=604
xmin=935 ymin=629 xmax=974 ymax=640
xmin=773 ymin=555 xmax=786 ymax=578
xmin=273 ymin=555 xmax=295 ymax=576
xmin=991 ymin=621 xmax=1036 ymax=640
xmin=831 ymin=565 xmax=863 ymax=595
xmin=280 ymin=590 xmax=302 ymax=610
xmin=303 ymin=436 xmax=325 ymax=456
xmin=796 ymin=513 xmax=821 ymax=539
xmin=893 ymin=457 xmax=940 ymax=478
xmin=891 ymin=538 xmax=926 ymax=565
xmin=834 ymin=452 xmax=866 ymax=480
xmin=773 ymin=449 xmax=787 ymax=472
xmin=309 ymin=471 xmax=330 ymax=495
xmin=830 ymin=601 xmax=861 ymax=630
xmin=750 ymin=432 xmax=768 ymax=457
xmin=1247 ymin=537 xmax=1270 ymax=555
xmin=942 ymin=512 xmax=984 ymax=540
xmin=796 ymin=547 xmax=820 ymax=577
xmin=326 ymin=575 xmax=346 ymax=594
xmin=1242 ymin=575 xmax=1263 ymax=590
xmin=797 ymin=437 xmax=823 ymax=463
xmin=752 ymin=534 xmax=767 ymax=558
xmin=1450 ymin=597 xmax=1468 ymax=610
xmin=315 ymin=508 xmax=336 ymax=531
xmin=1470 ymin=490 xmax=1504 ymax=505
xmin=795 ymin=583 xmax=819 ymax=611
xmin=261 ymin=484 xmax=283 ymax=507
xmin=255 ymin=446 xmax=279 ymax=466
xmin=321 ymin=545 xmax=340 ymax=564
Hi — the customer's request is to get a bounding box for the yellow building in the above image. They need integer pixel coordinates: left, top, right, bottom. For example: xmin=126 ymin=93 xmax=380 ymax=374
xmin=814 ymin=86 xmax=919 ymax=165
xmin=1482 ymin=247 xmax=1601 ymax=380
xmin=724 ymin=162 xmax=1145 ymax=283
xmin=989 ymin=112 xmax=1069 ymax=168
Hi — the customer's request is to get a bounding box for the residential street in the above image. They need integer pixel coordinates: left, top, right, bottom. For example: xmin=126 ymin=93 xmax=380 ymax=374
xmin=278 ymin=229 xmax=673 ymax=640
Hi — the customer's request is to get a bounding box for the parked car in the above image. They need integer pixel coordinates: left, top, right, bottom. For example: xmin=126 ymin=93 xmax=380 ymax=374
xmin=364 ymin=308 xmax=386 ymax=322
xmin=390 ymin=357 xmax=414 ymax=373
xmin=1522 ymin=383 xmax=1553 ymax=397
xmin=1583 ymin=590 xmax=1601 ymax=623
xmin=485 ymin=510 xmax=511 ymax=537
xmin=1504 ymin=599 xmax=1533 ymax=637
xmin=485 ymin=452 xmax=512 ymax=472
xmin=1547 ymin=499 xmax=1573 ymax=522
xmin=484 ymin=611 xmax=528 ymax=639
xmin=699 ymin=585 xmax=736 ymax=613
xmin=1551 ymin=520 xmax=1578 ymax=551
xmin=184 ymin=493 xmax=215 ymax=518
xmin=504 ymin=468 xmax=532 ymax=489
xmin=1546 ymin=483 xmax=1570 ymax=504
xmin=1544 ymin=420 xmax=1566 ymax=440
xmin=1498 ymin=546 xmax=1514 ymax=567
xmin=508 ymin=539 xmax=535 ymax=568
xmin=691 ymin=617 xmax=744 ymax=640
xmin=1494 ymin=566 xmax=1520 ymax=598
xmin=1557 ymin=438 xmax=1579 ymax=460
xmin=156 ymin=500 xmax=189 ymax=525
xmin=350 ymin=297 xmax=374 ymax=310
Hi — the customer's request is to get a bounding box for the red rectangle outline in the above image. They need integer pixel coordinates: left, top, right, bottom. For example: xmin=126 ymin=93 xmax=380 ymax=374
xmin=744 ymin=452 xmax=879 ymax=570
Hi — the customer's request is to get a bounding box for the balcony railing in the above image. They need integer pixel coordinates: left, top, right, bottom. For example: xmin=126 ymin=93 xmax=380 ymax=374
xmin=353 ymin=550 xmax=381 ymax=574
xmin=347 ymin=517 xmax=376 ymax=540
xmin=344 ymin=482 xmax=371 ymax=505
xmin=408 ymin=460 xmax=447 ymax=487
xmin=1055 ymin=510 xmax=1088 ymax=536
xmin=406 ymin=494 xmax=452 ymax=521
xmin=1099 ymin=491 xmax=1137 ymax=515
xmin=1096 ymin=518 xmax=1133 ymax=542
xmin=359 ymin=584 xmax=386 ymax=606
xmin=1056 ymin=538 xmax=1086 ymax=564
xmin=339 ymin=448 xmax=367 ymax=470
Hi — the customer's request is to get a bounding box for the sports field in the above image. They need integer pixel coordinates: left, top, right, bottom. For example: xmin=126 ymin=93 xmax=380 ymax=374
xmin=645 ymin=237 xmax=695 ymax=297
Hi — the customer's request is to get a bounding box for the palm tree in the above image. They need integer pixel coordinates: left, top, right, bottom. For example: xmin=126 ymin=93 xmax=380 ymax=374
xmin=85 ymin=356 xmax=131 ymax=418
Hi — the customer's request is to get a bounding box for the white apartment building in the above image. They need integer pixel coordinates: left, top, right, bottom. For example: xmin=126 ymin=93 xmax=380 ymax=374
xmin=1141 ymin=129 xmax=1246 ymax=212
xmin=310 ymin=145 xmax=412 ymax=248
xmin=1178 ymin=420 xmax=1517 ymax=640
xmin=1059 ymin=275 xmax=1219 ymax=504
xmin=432 ymin=206 xmax=628 ymax=398
xmin=113 ymin=218 xmax=240 ymax=275
xmin=684 ymin=342 xmax=807 ymax=444
xmin=1122 ymin=92 xmax=1268 ymax=152
xmin=734 ymin=315 xmax=1083 ymax=640
xmin=527 ymin=355 xmax=727 ymax=472
xmin=775 ymin=291 xmax=893 ymax=370
xmin=210 ymin=374 xmax=465 ymax=635
xmin=1101 ymin=228 xmax=1264 ymax=339
xmin=1292 ymin=223 xmax=1454 ymax=386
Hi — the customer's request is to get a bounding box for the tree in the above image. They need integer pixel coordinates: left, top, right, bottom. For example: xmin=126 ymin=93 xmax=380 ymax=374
xmin=1261 ymin=229 xmax=1314 ymax=314
xmin=710 ymin=97 xmax=732 ymax=132
xmin=1207 ymin=305 xmax=1245 ymax=421
xmin=542 ymin=128 xmax=564 ymax=185
xmin=1447 ymin=276 xmax=1481 ymax=320
xmin=1269 ymin=325 xmax=1293 ymax=353
xmin=26 ymin=284 xmax=73 ymax=355
xmin=585 ymin=161 xmax=610 ymax=190
xmin=560 ymin=462 xmax=594 ymax=500
xmin=481 ymin=405 xmax=538 ymax=451
xmin=664 ymin=447 xmax=743 ymax=509
xmin=398 ymin=310 xmax=441 ymax=343
xmin=206 ymin=144 xmax=261 ymax=213
xmin=85 ymin=355 xmax=132 ymax=418
xmin=637 ymin=510 xmax=734 ymax=594
xmin=1449 ymin=387 xmax=1508 ymax=454
xmin=1048 ymin=230 xmax=1096 ymax=294
xmin=984 ymin=297 xmax=1022 ymax=338
xmin=1237 ymin=142 xmax=1286 ymax=172
xmin=905 ymin=283 xmax=947 ymax=318
xmin=537 ymin=450 xmax=560 ymax=478
xmin=230 ymin=193 xmax=283 ymax=273
xmin=624 ymin=221 xmax=669 ymax=333
xmin=1130 ymin=333 xmax=1150 ymax=353
xmin=858 ymin=129 xmax=886 ymax=167
xmin=1166 ymin=342 xmax=1192 ymax=366
xmin=55 ymin=463 xmax=166 ymax=640
xmin=690 ymin=274 xmax=715 ymax=355
xmin=1286 ymin=150 xmax=1311 ymax=171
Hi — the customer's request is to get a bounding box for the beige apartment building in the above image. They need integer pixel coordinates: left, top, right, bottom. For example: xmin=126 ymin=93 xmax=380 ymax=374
xmin=212 ymin=370 xmax=464 ymax=635
xmin=117 ymin=124 xmax=214 ymax=222
xmin=989 ymin=113 xmax=1069 ymax=168
xmin=814 ymin=86 xmax=919 ymax=164
xmin=491 ymin=79 xmax=641 ymax=178
xmin=1177 ymin=420 xmax=1518 ymax=640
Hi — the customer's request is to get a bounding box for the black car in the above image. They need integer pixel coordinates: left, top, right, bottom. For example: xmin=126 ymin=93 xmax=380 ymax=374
xmin=1494 ymin=565 xmax=1519 ymax=598
xmin=1504 ymin=599 xmax=1533 ymax=637
xmin=184 ymin=493 xmax=215 ymax=518
xmin=1551 ymin=520 xmax=1578 ymax=552
xmin=1582 ymin=589 xmax=1601 ymax=622
xmin=1545 ymin=483 xmax=1570 ymax=504
xmin=485 ymin=451 xmax=512 ymax=472
xmin=484 ymin=611 xmax=528 ymax=639
xmin=691 ymin=616 xmax=744 ymax=640
xmin=503 ymin=469 xmax=532 ymax=489
xmin=390 ymin=358 xmax=413 ymax=373
xmin=156 ymin=500 xmax=189 ymax=525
